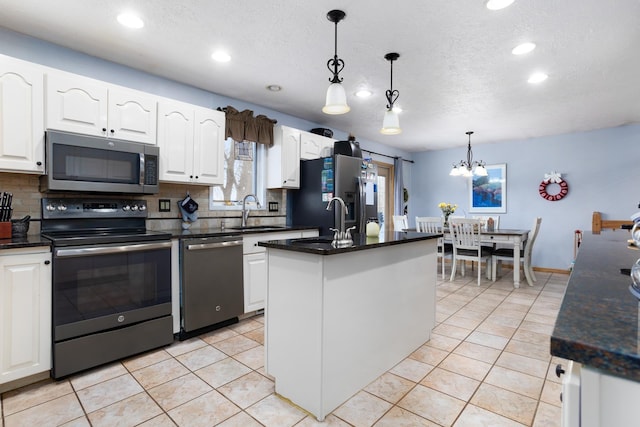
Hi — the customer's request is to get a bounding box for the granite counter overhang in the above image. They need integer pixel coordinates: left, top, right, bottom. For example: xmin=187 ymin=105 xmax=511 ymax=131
xmin=551 ymin=232 xmax=640 ymax=381
xmin=258 ymin=231 xmax=441 ymax=255
xmin=0 ymin=235 xmax=52 ymax=251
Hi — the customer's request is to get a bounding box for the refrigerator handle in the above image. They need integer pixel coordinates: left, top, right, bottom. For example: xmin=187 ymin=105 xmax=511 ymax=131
xmin=357 ymin=176 xmax=366 ymax=232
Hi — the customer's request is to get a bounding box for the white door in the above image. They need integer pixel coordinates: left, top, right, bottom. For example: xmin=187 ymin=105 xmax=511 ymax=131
xmin=193 ymin=108 xmax=225 ymax=185
xmin=108 ymin=89 xmax=157 ymax=144
xmin=157 ymin=102 xmax=194 ymax=183
xmin=0 ymin=250 xmax=51 ymax=384
xmin=45 ymin=71 xmax=108 ymax=136
xmin=0 ymin=56 xmax=45 ymax=173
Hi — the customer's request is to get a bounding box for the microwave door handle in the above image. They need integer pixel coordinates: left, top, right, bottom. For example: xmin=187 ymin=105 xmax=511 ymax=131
xmin=139 ymin=153 xmax=145 ymax=186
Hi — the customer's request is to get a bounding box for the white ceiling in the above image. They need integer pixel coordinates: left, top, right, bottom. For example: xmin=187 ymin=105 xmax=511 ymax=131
xmin=1 ymin=0 xmax=639 ymax=152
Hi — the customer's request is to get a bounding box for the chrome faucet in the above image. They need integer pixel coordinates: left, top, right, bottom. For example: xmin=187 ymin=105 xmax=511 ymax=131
xmin=242 ymin=194 xmax=260 ymax=227
xmin=326 ymin=196 xmax=354 ymax=247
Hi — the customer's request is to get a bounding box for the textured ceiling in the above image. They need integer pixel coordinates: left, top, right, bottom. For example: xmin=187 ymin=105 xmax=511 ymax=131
xmin=0 ymin=0 xmax=639 ymax=151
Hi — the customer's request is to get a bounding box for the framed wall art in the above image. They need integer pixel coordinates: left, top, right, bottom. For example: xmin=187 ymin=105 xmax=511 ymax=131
xmin=469 ymin=163 xmax=506 ymax=213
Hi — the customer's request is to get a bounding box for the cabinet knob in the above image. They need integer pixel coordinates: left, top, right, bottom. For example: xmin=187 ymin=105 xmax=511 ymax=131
xmin=555 ymin=364 xmax=565 ymax=378
xmin=190 ymin=175 xmax=193 ymax=179
xmin=36 ymin=161 xmax=42 ymax=166
xmin=44 ymin=260 xmax=51 ymax=265
xmin=195 ymin=176 xmax=199 ymax=179
xmin=102 ymin=128 xmax=107 ymax=132
xmin=110 ymin=129 xmax=115 ymax=134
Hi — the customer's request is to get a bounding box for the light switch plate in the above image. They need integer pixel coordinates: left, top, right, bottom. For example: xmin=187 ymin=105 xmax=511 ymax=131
xmin=268 ymin=202 xmax=278 ymax=212
xmin=159 ymin=199 xmax=171 ymax=212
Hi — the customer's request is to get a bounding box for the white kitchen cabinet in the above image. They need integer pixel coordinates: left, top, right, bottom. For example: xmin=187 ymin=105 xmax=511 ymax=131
xmin=267 ymin=125 xmax=301 ymax=189
xmin=157 ymin=100 xmax=225 ymax=185
xmin=300 ymin=131 xmax=334 ymax=160
xmin=561 ymin=362 xmax=640 ymax=427
xmin=242 ymin=229 xmax=318 ymax=313
xmin=0 ymin=55 xmax=45 ymax=174
xmin=0 ymin=247 xmax=51 ymax=387
xmin=45 ymin=71 xmax=157 ymax=144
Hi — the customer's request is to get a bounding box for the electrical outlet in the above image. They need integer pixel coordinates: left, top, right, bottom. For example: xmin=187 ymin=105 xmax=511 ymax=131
xmin=268 ymin=202 xmax=279 ymax=212
xmin=159 ymin=199 xmax=171 ymax=212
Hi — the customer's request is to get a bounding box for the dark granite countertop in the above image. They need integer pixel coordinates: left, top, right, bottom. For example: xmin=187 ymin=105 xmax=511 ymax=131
xmin=258 ymin=230 xmax=440 ymax=255
xmin=163 ymin=225 xmax=318 ymax=239
xmin=551 ymin=232 xmax=640 ymax=381
xmin=0 ymin=235 xmax=52 ymax=251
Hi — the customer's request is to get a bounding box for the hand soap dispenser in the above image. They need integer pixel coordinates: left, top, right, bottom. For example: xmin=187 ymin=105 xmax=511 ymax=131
xmin=366 ymin=218 xmax=380 ymax=237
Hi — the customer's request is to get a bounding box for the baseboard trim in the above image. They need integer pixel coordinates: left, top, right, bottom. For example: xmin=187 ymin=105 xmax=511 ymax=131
xmin=444 ymin=259 xmax=570 ymax=275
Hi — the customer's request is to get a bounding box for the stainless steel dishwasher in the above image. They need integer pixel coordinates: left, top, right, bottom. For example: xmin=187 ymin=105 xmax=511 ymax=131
xmin=180 ymin=235 xmax=244 ymax=339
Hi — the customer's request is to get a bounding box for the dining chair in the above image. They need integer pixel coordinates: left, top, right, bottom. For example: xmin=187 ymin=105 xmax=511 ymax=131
xmin=392 ymin=215 xmax=409 ymax=231
xmin=472 ymin=215 xmax=500 ymax=230
xmin=449 ymin=218 xmax=493 ymax=286
xmin=492 ymin=217 xmax=542 ymax=286
xmin=416 ymin=216 xmax=452 ymax=280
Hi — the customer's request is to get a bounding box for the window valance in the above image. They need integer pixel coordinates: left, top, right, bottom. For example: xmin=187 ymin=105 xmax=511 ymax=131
xmin=219 ymin=106 xmax=277 ymax=147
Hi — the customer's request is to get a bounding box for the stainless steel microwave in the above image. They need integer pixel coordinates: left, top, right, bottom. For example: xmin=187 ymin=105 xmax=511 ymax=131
xmin=40 ymin=130 xmax=160 ymax=194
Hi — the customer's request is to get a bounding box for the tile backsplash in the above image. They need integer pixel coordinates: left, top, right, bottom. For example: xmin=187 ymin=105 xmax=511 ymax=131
xmin=0 ymin=172 xmax=287 ymax=233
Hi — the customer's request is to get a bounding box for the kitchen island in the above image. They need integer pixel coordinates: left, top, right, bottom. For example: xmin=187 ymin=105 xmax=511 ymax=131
xmin=551 ymin=231 xmax=640 ymax=426
xmin=259 ymin=230 xmax=439 ymax=421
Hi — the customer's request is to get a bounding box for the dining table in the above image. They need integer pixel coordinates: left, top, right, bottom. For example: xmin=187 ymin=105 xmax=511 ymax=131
xmin=437 ymin=228 xmax=530 ymax=288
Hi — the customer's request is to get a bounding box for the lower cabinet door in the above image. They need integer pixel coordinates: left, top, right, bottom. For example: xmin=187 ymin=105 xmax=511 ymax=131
xmin=244 ymin=252 xmax=267 ymax=313
xmin=0 ymin=251 xmax=52 ymax=385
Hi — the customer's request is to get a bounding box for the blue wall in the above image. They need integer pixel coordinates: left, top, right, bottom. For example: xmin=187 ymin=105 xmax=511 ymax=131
xmin=410 ymin=124 xmax=640 ymax=270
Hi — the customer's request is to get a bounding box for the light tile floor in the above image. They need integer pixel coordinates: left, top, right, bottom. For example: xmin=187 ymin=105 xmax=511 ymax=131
xmin=1 ymin=267 xmax=569 ymax=427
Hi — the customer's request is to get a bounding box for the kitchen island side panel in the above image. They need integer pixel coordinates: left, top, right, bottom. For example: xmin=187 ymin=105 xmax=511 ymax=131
xmin=265 ymin=239 xmax=437 ymax=421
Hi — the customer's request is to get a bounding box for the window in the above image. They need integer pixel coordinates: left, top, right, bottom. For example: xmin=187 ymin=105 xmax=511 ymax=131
xmin=209 ymin=138 xmax=266 ymax=210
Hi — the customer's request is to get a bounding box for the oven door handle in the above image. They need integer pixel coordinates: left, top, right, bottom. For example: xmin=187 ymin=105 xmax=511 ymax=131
xmin=55 ymin=241 xmax=172 ymax=258
xmin=186 ymin=240 xmax=243 ymax=251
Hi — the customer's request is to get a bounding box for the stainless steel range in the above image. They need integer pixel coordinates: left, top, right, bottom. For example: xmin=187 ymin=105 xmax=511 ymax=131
xmin=41 ymin=198 xmax=174 ymax=378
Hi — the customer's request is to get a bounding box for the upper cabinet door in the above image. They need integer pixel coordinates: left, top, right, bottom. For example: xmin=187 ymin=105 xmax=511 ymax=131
xmin=45 ymin=71 xmax=108 ymax=136
xmin=193 ymin=108 xmax=224 ymax=185
xmin=108 ymin=89 xmax=157 ymax=144
xmin=0 ymin=55 xmax=45 ymax=174
xmin=267 ymin=125 xmax=300 ymax=189
xmin=157 ymin=101 xmax=194 ymax=183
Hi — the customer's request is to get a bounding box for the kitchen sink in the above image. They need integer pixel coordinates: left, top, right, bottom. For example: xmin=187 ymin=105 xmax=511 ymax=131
xmin=229 ymin=225 xmax=286 ymax=231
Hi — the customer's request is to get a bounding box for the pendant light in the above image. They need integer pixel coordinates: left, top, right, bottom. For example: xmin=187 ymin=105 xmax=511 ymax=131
xmin=380 ymin=52 xmax=401 ymax=135
xmin=322 ymin=10 xmax=350 ymax=115
xmin=449 ymin=131 xmax=488 ymax=177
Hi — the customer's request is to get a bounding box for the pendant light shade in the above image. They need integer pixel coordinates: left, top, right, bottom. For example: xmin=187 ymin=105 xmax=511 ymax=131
xmin=381 ymin=109 xmax=401 ymax=135
xmin=323 ymin=82 xmax=349 ymax=115
xmin=380 ymin=52 xmax=401 ymax=134
xmin=322 ymin=10 xmax=350 ymax=115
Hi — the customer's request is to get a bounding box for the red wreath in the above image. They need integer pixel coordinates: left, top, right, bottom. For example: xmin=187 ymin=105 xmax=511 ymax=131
xmin=539 ymin=177 xmax=568 ymax=201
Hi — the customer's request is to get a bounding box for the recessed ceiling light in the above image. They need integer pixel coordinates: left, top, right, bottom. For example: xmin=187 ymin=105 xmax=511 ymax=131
xmin=512 ymin=42 xmax=536 ymax=55
xmin=211 ymin=50 xmax=231 ymax=63
xmin=117 ymin=13 xmax=144 ymax=29
xmin=486 ymin=0 xmax=515 ymax=10
xmin=266 ymin=85 xmax=282 ymax=92
xmin=354 ymin=89 xmax=372 ymax=98
xmin=528 ymin=72 xmax=548 ymax=84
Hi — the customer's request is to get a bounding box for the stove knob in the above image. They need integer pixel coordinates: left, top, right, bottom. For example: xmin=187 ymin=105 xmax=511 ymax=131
xmin=46 ymin=204 xmax=56 ymax=211
xmin=138 ymin=204 xmax=147 ymax=211
xmin=57 ymin=204 xmax=67 ymax=211
xmin=122 ymin=205 xmax=131 ymax=211
xmin=131 ymin=205 xmax=139 ymax=211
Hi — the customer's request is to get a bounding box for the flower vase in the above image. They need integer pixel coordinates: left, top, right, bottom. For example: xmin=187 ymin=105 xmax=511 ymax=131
xmin=444 ymin=214 xmax=450 ymax=227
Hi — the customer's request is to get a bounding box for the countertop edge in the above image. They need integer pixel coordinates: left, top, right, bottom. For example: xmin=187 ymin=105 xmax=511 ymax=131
xmin=258 ymin=232 xmax=440 ymax=255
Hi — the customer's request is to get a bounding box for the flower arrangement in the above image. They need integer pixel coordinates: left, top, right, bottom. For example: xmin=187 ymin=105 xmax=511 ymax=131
xmin=438 ymin=202 xmax=457 ymax=224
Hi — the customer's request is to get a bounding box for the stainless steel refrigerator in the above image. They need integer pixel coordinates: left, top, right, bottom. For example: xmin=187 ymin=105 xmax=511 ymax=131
xmin=288 ymin=154 xmax=378 ymax=236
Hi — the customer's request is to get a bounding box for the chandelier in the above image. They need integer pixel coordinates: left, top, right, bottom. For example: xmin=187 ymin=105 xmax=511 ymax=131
xmin=322 ymin=10 xmax=350 ymax=115
xmin=449 ymin=131 xmax=488 ymax=177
